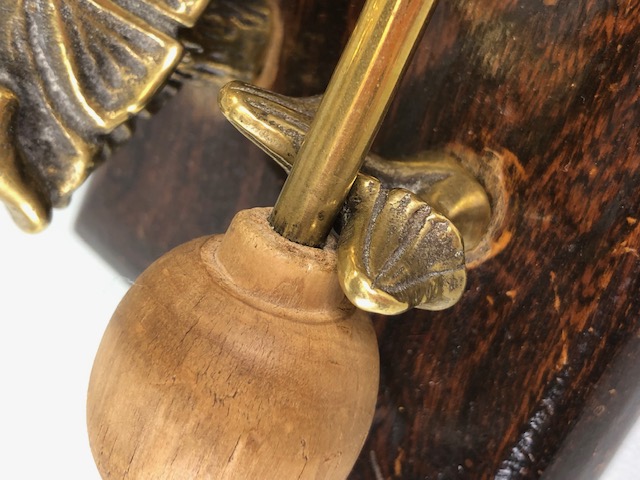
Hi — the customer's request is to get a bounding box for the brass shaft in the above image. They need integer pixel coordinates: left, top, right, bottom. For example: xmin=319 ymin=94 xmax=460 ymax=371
xmin=270 ymin=0 xmax=438 ymax=247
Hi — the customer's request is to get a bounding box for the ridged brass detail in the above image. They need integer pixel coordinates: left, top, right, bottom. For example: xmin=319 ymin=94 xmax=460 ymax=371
xmin=269 ymin=0 xmax=439 ymax=247
xmin=219 ymin=81 xmax=483 ymax=313
xmin=219 ymin=81 xmax=490 ymax=250
xmin=0 ymin=87 xmax=51 ymax=233
xmin=0 ymin=0 xmax=276 ymax=231
xmin=339 ymin=175 xmax=466 ymax=314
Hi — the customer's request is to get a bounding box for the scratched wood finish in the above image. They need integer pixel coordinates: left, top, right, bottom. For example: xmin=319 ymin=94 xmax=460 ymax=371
xmin=77 ymin=1 xmax=640 ymax=479
xmin=87 ymin=208 xmax=380 ymax=479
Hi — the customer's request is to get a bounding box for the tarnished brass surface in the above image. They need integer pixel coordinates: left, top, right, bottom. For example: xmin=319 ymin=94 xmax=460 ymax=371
xmin=218 ymin=82 xmax=321 ymax=172
xmin=146 ymin=0 xmax=210 ymax=27
xmin=0 ymin=87 xmax=50 ymax=233
xmin=0 ymin=0 xmax=186 ymax=230
xmin=363 ymin=153 xmax=491 ymax=251
xmin=339 ymin=175 xmax=465 ymax=314
xmin=0 ymin=0 xmax=276 ymax=232
xmin=219 ymin=81 xmax=490 ymax=251
xmin=220 ymin=80 xmax=477 ymax=313
xmin=270 ymin=0 xmax=439 ymax=247
xmin=180 ymin=0 xmax=280 ymax=86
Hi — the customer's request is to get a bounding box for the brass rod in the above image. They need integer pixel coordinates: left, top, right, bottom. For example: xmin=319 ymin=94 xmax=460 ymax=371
xmin=270 ymin=0 xmax=438 ymax=247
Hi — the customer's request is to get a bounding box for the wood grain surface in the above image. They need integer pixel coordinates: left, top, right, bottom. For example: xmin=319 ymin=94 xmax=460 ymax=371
xmin=87 ymin=208 xmax=379 ymax=479
xmin=78 ymin=0 xmax=640 ymax=478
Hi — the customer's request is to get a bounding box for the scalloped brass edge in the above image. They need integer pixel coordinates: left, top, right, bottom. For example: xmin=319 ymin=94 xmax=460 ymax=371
xmin=337 ymin=175 xmax=467 ymax=314
xmin=0 ymin=87 xmax=51 ymax=233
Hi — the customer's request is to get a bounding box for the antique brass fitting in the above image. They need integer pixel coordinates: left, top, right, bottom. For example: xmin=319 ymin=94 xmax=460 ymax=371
xmin=269 ymin=0 xmax=439 ymax=248
xmin=219 ymin=81 xmax=492 ymax=314
xmin=0 ymin=0 xmax=274 ymax=232
xmin=0 ymin=87 xmax=50 ymax=232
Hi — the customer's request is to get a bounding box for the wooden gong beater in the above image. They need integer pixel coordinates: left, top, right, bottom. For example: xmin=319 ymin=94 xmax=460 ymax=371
xmin=87 ymin=0 xmax=448 ymax=478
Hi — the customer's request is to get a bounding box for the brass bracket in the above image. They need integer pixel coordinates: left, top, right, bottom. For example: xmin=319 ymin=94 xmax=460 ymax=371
xmin=219 ymin=81 xmax=492 ymax=314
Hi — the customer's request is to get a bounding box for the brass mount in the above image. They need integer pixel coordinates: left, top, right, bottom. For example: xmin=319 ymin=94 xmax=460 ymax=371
xmin=220 ymin=81 xmax=491 ymax=314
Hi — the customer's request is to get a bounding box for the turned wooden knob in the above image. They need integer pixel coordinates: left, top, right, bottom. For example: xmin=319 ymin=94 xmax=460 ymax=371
xmin=87 ymin=208 xmax=380 ymax=479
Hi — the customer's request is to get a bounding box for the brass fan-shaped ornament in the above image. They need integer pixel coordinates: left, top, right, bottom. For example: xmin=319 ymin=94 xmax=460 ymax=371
xmin=0 ymin=0 xmax=208 ymax=232
xmin=338 ymin=175 xmax=466 ymax=314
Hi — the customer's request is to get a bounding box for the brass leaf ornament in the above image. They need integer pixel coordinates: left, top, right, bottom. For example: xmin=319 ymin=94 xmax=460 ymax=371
xmin=338 ymin=175 xmax=466 ymax=314
xmin=0 ymin=0 xmax=211 ymax=231
xmin=0 ymin=87 xmax=51 ymax=232
xmin=218 ymin=81 xmax=322 ymax=171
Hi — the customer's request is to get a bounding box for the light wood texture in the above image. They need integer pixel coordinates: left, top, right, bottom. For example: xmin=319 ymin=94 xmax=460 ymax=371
xmin=87 ymin=208 xmax=380 ymax=479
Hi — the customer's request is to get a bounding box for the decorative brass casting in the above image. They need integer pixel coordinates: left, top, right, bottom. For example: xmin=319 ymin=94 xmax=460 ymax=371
xmin=180 ymin=0 xmax=280 ymax=85
xmin=0 ymin=0 xmax=275 ymax=232
xmin=2 ymin=0 xmax=485 ymax=313
xmin=0 ymin=87 xmax=51 ymax=232
xmin=0 ymin=0 xmax=193 ymax=230
xmin=218 ymin=81 xmax=491 ymax=251
xmin=219 ymin=81 xmax=489 ymax=313
xmin=362 ymin=152 xmax=492 ymax=252
xmin=338 ymin=175 xmax=466 ymax=314
xmin=269 ymin=0 xmax=440 ymax=248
